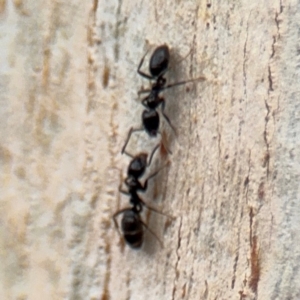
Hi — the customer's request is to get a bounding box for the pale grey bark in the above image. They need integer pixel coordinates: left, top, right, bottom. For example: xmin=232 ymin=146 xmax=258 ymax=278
xmin=0 ymin=1 xmax=299 ymax=299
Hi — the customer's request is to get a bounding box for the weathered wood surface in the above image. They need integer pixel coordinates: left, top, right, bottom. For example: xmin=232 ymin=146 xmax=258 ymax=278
xmin=0 ymin=1 xmax=299 ymax=299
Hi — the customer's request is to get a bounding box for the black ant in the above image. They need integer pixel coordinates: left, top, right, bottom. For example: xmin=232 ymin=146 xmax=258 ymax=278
xmin=121 ymin=44 xmax=205 ymax=154
xmin=113 ymin=145 xmax=171 ymax=249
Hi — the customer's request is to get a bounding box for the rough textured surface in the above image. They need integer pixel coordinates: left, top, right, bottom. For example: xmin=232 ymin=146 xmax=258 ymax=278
xmin=0 ymin=0 xmax=299 ymax=299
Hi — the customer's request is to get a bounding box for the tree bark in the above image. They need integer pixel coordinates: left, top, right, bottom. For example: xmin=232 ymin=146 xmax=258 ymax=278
xmin=0 ymin=1 xmax=299 ymax=299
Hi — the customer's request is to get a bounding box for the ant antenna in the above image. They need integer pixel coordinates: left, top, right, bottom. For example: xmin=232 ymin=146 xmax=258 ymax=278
xmin=167 ymin=47 xmax=194 ymax=72
xmin=147 ymin=144 xmax=160 ymax=166
xmin=122 ymin=127 xmax=172 ymax=155
xmin=138 ymin=76 xmax=206 ymax=95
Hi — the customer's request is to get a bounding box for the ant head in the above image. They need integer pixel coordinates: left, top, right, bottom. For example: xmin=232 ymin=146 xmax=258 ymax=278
xmin=149 ymin=45 xmax=170 ymax=77
xmin=127 ymin=153 xmax=148 ymax=178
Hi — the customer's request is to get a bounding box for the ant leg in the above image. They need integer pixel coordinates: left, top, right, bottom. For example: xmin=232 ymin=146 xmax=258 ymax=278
xmin=123 ymin=150 xmax=134 ymax=160
xmin=138 ymin=192 xmax=174 ymax=220
xmin=160 ymin=99 xmax=177 ymax=135
xmin=160 ymin=76 xmax=206 ymax=91
xmin=147 ymin=144 xmax=160 ymax=166
xmin=121 ymin=127 xmax=144 ymax=154
xmin=137 ymin=49 xmax=154 ymax=80
xmin=175 ymin=47 xmax=193 ymax=64
xmin=122 ymin=127 xmax=134 ymax=155
xmin=118 ymin=173 xmax=129 ymax=196
xmin=140 ymin=162 xmax=170 ymax=192
xmin=119 ymin=188 xmax=130 ymax=196
xmin=167 ymin=48 xmax=194 ymax=72
xmin=122 ymin=148 xmax=134 ymax=159
xmin=138 ymin=88 xmax=153 ymax=95
xmin=140 ymin=219 xmax=163 ymax=248
xmin=144 ymin=202 xmax=174 ymax=220
xmin=157 ymin=131 xmax=172 ymax=155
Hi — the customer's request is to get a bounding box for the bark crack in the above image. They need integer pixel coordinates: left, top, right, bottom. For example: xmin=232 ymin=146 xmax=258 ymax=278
xmin=243 ymin=12 xmax=252 ymax=98
xmin=231 ymin=250 xmax=239 ymax=289
xmin=171 ymin=217 xmax=183 ymax=300
xmin=263 ymin=97 xmax=270 ymax=178
xmin=249 ymin=208 xmax=260 ymax=297
xmin=114 ymin=0 xmax=124 ymax=61
xmin=264 ymin=5 xmax=283 ymax=179
xmin=245 ymin=150 xmax=251 ymax=204
xmin=232 ymin=152 xmax=251 ymax=289
xmin=217 ymin=103 xmax=221 ymax=186
xmin=86 ymin=0 xmax=99 ymax=113
xmin=267 ymin=67 xmax=273 ymax=92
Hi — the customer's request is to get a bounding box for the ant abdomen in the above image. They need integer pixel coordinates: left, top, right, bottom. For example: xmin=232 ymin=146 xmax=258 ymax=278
xmin=149 ymin=45 xmax=170 ymax=77
xmin=121 ymin=210 xmax=144 ymax=249
xmin=142 ymin=110 xmax=160 ymax=136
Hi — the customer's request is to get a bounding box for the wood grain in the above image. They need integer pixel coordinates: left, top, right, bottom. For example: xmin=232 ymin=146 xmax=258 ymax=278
xmin=0 ymin=1 xmax=299 ymax=299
